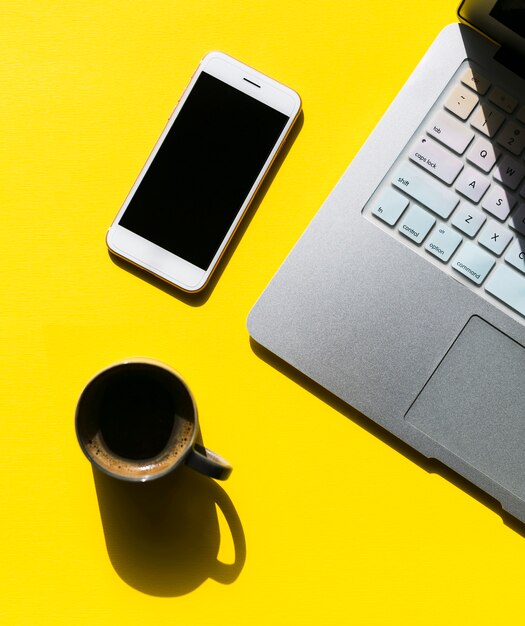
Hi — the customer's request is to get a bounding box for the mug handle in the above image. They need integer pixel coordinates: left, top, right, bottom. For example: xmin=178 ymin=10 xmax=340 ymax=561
xmin=185 ymin=443 xmax=232 ymax=480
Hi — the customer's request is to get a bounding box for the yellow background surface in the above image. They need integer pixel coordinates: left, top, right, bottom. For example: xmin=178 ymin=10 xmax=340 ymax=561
xmin=2 ymin=1 xmax=524 ymax=624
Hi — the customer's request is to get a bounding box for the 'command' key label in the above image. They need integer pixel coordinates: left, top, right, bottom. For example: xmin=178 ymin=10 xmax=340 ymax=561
xmin=452 ymin=241 xmax=495 ymax=285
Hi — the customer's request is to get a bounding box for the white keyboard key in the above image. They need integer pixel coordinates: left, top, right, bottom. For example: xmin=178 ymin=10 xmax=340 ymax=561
xmin=409 ymin=136 xmax=463 ymax=184
xmin=470 ymin=102 xmax=506 ymax=137
xmin=453 ymin=241 xmax=495 ymax=284
xmin=455 ymin=166 xmax=490 ymax=202
xmin=427 ymin=110 xmax=474 ymax=154
xmin=485 ymin=265 xmax=525 ymax=316
xmin=509 ymin=202 xmax=525 ymax=236
xmin=424 ymin=224 xmax=462 ymax=262
xmin=496 ymin=121 xmax=525 ymax=155
xmin=444 ymin=85 xmax=479 ymax=120
xmin=505 ymin=238 xmax=525 ymax=273
xmin=371 ymin=188 xmax=408 ymax=225
xmin=398 ymin=205 xmax=435 ymax=245
xmin=488 ymin=86 xmax=517 ymax=114
xmin=392 ymin=162 xmax=459 ymax=219
xmin=451 ymin=203 xmax=486 ymax=237
xmin=460 ymin=67 xmax=491 ymax=95
xmin=493 ymin=154 xmax=525 ymax=190
xmin=481 ymin=184 xmax=516 ymax=220
xmin=478 ymin=221 xmax=513 ymax=256
xmin=516 ymin=104 xmax=525 ymax=125
xmin=466 ymin=136 xmax=500 ymax=172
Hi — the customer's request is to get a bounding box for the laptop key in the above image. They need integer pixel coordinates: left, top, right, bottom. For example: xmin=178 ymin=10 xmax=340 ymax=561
xmin=509 ymin=203 xmax=525 ymax=236
xmin=466 ymin=136 xmax=500 ymax=172
xmin=493 ymin=154 xmax=525 ymax=190
xmin=444 ymin=85 xmax=479 ymax=120
xmin=452 ymin=241 xmax=495 ymax=284
xmin=392 ymin=162 xmax=458 ymax=218
xmin=427 ymin=110 xmax=474 ymax=154
xmin=481 ymin=183 xmax=516 ymax=220
xmin=488 ymin=86 xmax=518 ymax=114
xmin=496 ymin=120 xmax=525 ymax=156
xmin=451 ymin=203 xmax=486 ymax=237
xmin=478 ymin=221 xmax=513 ymax=256
xmin=370 ymin=188 xmax=408 ymax=225
xmin=398 ymin=205 xmax=435 ymax=244
xmin=517 ymin=105 xmax=525 ymax=126
xmin=505 ymin=238 xmax=525 ymax=273
xmin=455 ymin=166 xmax=491 ymax=202
xmin=424 ymin=224 xmax=462 ymax=262
xmin=470 ymin=102 xmax=506 ymax=137
xmin=485 ymin=265 xmax=525 ymax=316
xmin=460 ymin=67 xmax=491 ymax=95
xmin=409 ymin=136 xmax=463 ymax=184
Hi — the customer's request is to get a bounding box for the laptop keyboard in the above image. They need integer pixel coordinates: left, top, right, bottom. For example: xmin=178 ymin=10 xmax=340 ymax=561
xmin=365 ymin=60 xmax=525 ymax=321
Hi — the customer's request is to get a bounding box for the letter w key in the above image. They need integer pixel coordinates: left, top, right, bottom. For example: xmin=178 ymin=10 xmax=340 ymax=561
xmin=494 ymin=154 xmax=525 ymax=190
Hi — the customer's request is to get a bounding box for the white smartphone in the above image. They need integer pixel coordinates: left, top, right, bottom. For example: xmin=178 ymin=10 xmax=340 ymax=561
xmin=107 ymin=51 xmax=301 ymax=292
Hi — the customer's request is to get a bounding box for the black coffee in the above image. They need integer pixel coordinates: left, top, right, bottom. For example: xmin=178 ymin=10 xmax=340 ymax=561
xmin=76 ymin=361 xmax=231 ymax=483
xmin=76 ymin=362 xmax=197 ymax=480
xmin=97 ymin=368 xmax=175 ymax=460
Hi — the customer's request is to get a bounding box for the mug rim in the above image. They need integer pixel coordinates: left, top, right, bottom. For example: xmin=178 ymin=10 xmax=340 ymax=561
xmin=75 ymin=358 xmax=199 ymax=482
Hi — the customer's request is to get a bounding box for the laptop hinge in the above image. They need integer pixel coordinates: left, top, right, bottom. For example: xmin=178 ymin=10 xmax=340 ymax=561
xmin=493 ymin=45 xmax=525 ymax=81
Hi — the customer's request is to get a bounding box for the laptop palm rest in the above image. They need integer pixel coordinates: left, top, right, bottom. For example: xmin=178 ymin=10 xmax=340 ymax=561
xmin=406 ymin=315 xmax=525 ymax=501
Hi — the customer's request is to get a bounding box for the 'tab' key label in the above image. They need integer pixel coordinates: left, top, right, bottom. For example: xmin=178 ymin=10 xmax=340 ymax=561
xmin=426 ymin=110 xmax=474 ymax=154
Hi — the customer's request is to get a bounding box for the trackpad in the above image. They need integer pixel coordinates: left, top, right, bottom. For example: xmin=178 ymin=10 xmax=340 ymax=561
xmin=406 ymin=316 xmax=525 ymax=501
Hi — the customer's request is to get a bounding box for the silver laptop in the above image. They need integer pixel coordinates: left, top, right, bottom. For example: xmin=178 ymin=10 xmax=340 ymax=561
xmin=248 ymin=0 xmax=525 ymax=524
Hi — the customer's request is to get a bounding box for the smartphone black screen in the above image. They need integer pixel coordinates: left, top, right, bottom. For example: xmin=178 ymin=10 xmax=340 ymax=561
xmin=119 ymin=71 xmax=289 ymax=270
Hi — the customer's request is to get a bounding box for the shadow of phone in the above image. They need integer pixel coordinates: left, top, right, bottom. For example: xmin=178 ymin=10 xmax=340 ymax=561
xmin=93 ymin=463 xmax=246 ymax=596
xmin=109 ymin=111 xmax=304 ymax=306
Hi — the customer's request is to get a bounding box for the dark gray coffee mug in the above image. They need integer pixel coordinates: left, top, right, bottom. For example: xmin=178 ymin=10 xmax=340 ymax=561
xmin=75 ymin=359 xmax=232 ymax=482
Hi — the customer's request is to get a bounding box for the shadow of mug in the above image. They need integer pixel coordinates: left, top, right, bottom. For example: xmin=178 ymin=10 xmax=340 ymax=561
xmin=93 ymin=464 xmax=246 ymax=597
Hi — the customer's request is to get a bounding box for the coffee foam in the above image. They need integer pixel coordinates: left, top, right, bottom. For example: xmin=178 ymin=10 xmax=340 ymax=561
xmin=85 ymin=417 xmax=194 ymax=479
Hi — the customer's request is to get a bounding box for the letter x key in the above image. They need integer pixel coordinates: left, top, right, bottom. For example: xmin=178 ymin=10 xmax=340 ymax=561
xmin=478 ymin=222 xmax=513 ymax=255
